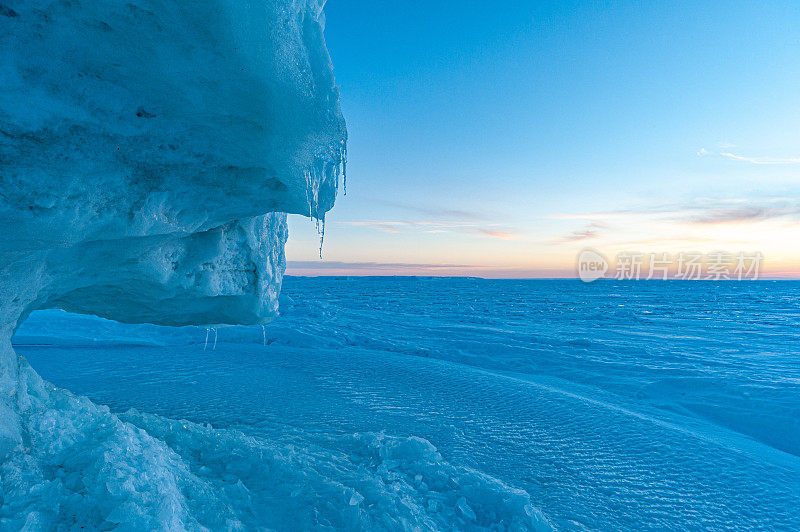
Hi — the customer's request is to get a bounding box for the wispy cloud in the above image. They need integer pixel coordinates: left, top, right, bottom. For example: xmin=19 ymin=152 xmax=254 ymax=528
xmin=549 ymin=212 xmax=645 ymax=221
xmin=340 ymin=220 xmax=471 ymax=230
xmin=556 ymin=222 xmax=606 ymax=244
xmin=560 ymin=229 xmax=601 ymax=243
xmin=698 ymin=148 xmax=800 ymax=165
xmin=338 ymin=220 xmax=520 ymax=239
xmin=545 ymin=199 xmax=800 ymax=251
xmin=377 ymin=200 xmax=490 ymax=221
xmin=685 ymin=205 xmax=800 ymax=224
xmin=287 ymin=260 xmax=479 ymax=271
xmin=553 ymin=199 xmax=800 ymax=227
xmin=473 ymin=229 xmax=518 ymax=240
xmin=719 ymin=152 xmax=800 ymax=165
xmin=611 ymin=236 xmax=722 ymax=247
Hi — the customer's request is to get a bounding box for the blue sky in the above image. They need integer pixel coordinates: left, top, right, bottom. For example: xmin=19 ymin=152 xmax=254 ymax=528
xmin=286 ymin=0 xmax=800 ymax=277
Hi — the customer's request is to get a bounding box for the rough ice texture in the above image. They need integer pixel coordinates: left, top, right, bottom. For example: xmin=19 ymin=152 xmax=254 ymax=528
xmin=3 ymin=357 xmax=549 ymax=530
xmin=0 ymin=0 xmax=345 ymax=330
xmin=0 ymin=0 xmax=362 ymax=528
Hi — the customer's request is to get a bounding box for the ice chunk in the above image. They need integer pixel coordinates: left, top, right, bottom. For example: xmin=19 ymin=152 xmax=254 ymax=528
xmin=0 ymin=0 xmax=345 ymax=333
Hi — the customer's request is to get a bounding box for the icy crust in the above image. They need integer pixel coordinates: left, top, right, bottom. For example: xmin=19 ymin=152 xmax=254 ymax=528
xmin=0 ymin=358 xmax=549 ymax=531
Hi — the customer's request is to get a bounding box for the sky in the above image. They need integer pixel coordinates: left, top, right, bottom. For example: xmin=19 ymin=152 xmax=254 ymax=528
xmin=286 ymin=0 xmax=800 ymax=278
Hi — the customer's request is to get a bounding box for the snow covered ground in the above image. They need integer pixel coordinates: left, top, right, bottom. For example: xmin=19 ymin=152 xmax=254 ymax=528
xmin=13 ymin=277 xmax=800 ymax=530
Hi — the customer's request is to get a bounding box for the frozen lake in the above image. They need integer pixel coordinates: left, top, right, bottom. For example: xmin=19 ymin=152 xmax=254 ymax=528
xmin=15 ymin=278 xmax=800 ymax=530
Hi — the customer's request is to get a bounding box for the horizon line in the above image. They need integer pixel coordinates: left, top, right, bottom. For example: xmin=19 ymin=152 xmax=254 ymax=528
xmin=284 ymin=274 xmax=800 ymax=281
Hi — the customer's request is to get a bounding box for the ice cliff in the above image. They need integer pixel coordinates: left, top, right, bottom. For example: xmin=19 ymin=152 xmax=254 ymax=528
xmin=0 ymin=0 xmax=346 ymax=373
xmin=0 ymin=0 xmax=353 ymax=528
xmin=0 ymin=0 xmax=346 ymax=333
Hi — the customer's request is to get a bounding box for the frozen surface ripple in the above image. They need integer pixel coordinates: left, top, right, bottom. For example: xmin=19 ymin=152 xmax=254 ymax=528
xmin=15 ymin=278 xmax=800 ymax=530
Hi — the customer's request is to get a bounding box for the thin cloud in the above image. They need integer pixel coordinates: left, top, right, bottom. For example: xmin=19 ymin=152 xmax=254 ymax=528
xmin=719 ymin=152 xmax=800 ymax=165
xmin=685 ymin=206 xmax=800 ymax=224
xmin=556 ymin=222 xmax=606 ymax=244
xmin=337 ymin=220 xmax=520 ymax=239
xmin=287 ymin=261 xmax=479 ymax=271
xmin=560 ymin=229 xmax=601 ymax=243
xmin=549 ymin=212 xmax=646 ymax=221
xmin=698 ymin=148 xmax=800 ymax=165
xmin=336 ymin=222 xmax=406 ymax=233
xmin=553 ymin=199 xmax=800 ymax=227
xmin=371 ymin=224 xmax=403 ymax=233
xmin=472 ymin=229 xmax=518 ymax=240
xmin=339 ymin=220 xmax=474 ymax=230
xmin=377 ymin=200 xmax=490 ymax=221
xmin=612 ymin=236 xmax=723 ymax=247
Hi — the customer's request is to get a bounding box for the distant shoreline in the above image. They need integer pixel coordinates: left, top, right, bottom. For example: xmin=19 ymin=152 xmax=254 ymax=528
xmin=284 ymin=275 xmax=800 ymax=281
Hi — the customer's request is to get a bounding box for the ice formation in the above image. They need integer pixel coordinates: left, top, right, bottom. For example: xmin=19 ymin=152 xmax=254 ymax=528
xmin=0 ymin=0 xmax=360 ymax=528
xmin=0 ymin=0 xmax=346 ymax=330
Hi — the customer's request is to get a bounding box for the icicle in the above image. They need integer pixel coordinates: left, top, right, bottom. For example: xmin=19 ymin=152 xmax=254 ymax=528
xmin=342 ymin=141 xmax=347 ymax=196
xmin=203 ymin=328 xmax=210 ymax=351
xmin=315 ymin=0 xmax=327 ymax=20
xmin=305 ymin=168 xmax=320 ymax=224
xmin=318 ymin=218 xmax=325 ymax=259
xmin=212 ymin=327 xmax=218 ymax=351
xmin=304 ymin=146 xmax=345 ymax=260
xmin=261 ymin=324 xmax=266 ymax=346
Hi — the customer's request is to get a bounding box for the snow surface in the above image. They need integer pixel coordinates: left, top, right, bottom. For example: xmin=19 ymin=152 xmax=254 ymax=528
xmin=13 ymin=278 xmax=800 ymax=530
xmin=2 ymin=356 xmax=547 ymax=530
